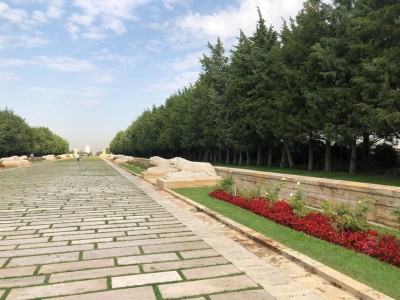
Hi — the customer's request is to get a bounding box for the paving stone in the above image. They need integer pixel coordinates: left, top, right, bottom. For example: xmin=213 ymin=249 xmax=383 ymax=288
xmin=182 ymin=264 xmax=241 ymax=280
xmin=83 ymin=246 xmax=141 ymax=260
xmin=0 ymin=266 xmax=36 ymax=278
xmin=46 ymin=286 xmax=156 ymax=300
xmin=180 ymin=249 xmax=220 ymax=259
xmin=0 ymin=275 xmax=45 ymax=288
xmin=142 ymin=256 xmax=229 ymax=272
xmin=112 ymin=270 xmax=182 ymax=288
xmin=50 ymin=265 xmax=140 ymax=283
xmin=7 ymin=278 xmax=107 ymax=300
xmin=142 ymin=241 xmax=210 ymax=254
xmin=97 ymin=235 xmax=200 ymax=249
xmin=124 ymin=227 xmax=190 ymax=237
xmin=0 ymin=243 xmax=93 ymax=257
xmin=4 ymin=234 xmax=41 ymax=240
xmin=264 ymin=282 xmax=323 ymax=298
xmin=17 ymin=241 xmax=68 ymax=249
xmin=7 ymin=252 xmax=80 ymax=267
xmin=209 ymin=289 xmax=275 ymax=300
xmin=118 ymin=252 xmax=179 ymax=265
xmin=274 ymin=292 xmax=324 ymax=300
xmin=159 ymin=275 xmax=259 ymax=299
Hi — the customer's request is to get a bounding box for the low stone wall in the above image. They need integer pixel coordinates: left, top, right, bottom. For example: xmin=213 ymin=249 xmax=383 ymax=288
xmin=215 ymin=167 xmax=400 ymax=228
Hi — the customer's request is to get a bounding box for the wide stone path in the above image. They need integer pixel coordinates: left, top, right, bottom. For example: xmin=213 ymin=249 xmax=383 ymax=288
xmin=0 ymin=158 xmax=343 ymax=299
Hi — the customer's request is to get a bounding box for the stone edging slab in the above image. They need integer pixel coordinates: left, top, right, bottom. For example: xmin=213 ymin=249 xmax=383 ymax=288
xmin=164 ymin=188 xmax=394 ymax=300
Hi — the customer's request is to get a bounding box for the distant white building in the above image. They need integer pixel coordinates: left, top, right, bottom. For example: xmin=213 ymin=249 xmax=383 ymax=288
xmin=85 ymin=145 xmax=91 ymax=154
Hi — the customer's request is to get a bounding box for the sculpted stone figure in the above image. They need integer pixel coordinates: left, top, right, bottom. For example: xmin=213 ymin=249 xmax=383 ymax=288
xmin=163 ymin=157 xmax=219 ymax=180
xmin=0 ymin=156 xmax=31 ymax=167
xmin=114 ymin=155 xmax=135 ymax=165
xmin=146 ymin=156 xmax=178 ymax=174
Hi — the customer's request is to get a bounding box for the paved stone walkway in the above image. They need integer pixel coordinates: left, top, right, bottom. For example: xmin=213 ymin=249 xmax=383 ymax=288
xmin=0 ymin=159 xmax=354 ymax=299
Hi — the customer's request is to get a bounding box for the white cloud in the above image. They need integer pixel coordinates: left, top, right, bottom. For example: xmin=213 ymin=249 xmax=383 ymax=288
xmin=162 ymin=0 xmax=187 ymax=10
xmin=0 ymin=35 xmax=48 ymax=49
xmin=0 ymin=1 xmax=27 ymax=23
xmin=46 ymin=0 xmax=64 ymax=19
xmin=148 ymin=70 xmax=199 ymax=93
xmin=165 ymin=51 xmax=202 ymax=72
xmin=0 ymin=71 xmax=20 ymax=81
xmin=167 ymin=0 xmax=304 ymax=48
xmin=37 ymin=56 xmax=94 ymax=72
xmin=29 ymin=85 xmax=105 ymax=99
xmin=0 ymin=58 xmax=28 ymax=67
xmin=93 ymin=49 xmax=137 ymax=66
xmin=0 ymin=56 xmax=94 ymax=73
xmin=67 ymin=0 xmax=151 ymax=40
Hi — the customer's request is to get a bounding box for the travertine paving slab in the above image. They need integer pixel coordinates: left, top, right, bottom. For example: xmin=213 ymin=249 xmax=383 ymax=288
xmin=158 ymin=275 xmax=259 ymax=299
xmin=112 ymin=270 xmax=182 ymax=288
xmin=209 ymin=289 xmax=275 ymax=300
xmin=7 ymin=278 xmax=107 ymax=300
xmin=0 ymin=159 xmax=355 ymax=299
xmin=46 ymin=286 xmax=156 ymax=300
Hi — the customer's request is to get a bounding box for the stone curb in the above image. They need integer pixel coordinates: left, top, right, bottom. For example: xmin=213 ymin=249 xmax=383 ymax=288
xmin=163 ymin=188 xmax=394 ymax=300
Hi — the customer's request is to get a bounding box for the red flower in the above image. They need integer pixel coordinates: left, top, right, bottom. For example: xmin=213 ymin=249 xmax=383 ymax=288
xmin=209 ymin=189 xmax=400 ymax=267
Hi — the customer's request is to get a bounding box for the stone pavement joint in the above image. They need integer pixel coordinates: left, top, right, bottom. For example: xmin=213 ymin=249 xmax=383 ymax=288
xmin=0 ymin=158 xmax=384 ymax=300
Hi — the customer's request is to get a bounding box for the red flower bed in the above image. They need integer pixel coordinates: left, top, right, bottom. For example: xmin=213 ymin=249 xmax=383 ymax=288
xmin=0 ymin=164 xmax=5 ymax=168
xmin=209 ymin=189 xmax=400 ymax=267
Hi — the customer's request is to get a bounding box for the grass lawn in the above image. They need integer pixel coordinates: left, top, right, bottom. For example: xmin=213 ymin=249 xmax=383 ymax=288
xmin=213 ymin=164 xmax=400 ymax=187
xmin=121 ymin=163 xmax=143 ymax=175
xmin=174 ymin=186 xmax=400 ymax=299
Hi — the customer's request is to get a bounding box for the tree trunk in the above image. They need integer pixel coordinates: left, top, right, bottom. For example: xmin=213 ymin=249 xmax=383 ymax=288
xmin=204 ymin=148 xmax=209 ymax=162
xmin=213 ymin=149 xmax=217 ymax=163
xmin=308 ymin=140 xmax=314 ymax=171
xmin=349 ymin=141 xmax=357 ymax=174
xmin=324 ymin=141 xmax=332 ymax=172
xmin=280 ymin=144 xmax=287 ymax=168
xmin=268 ymin=145 xmax=273 ymax=167
xmin=233 ymin=149 xmax=237 ymax=165
xmin=238 ymin=151 xmax=243 ymax=165
xmin=245 ymin=149 xmax=250 ymax=166
xmin=197 ymin=150 xmax=202 ymax=162
xmin=362 ymin=132 xmax=370 ymax=163
xmin=256 ymin=144 xmax=262 ymax=166
xmin=218 ymin=149 xmax=222 ymax=163
xmin=285 ymin=143 xmax=295 ymax=168
xmin=225 ymin=149 xmax=230 ymax=164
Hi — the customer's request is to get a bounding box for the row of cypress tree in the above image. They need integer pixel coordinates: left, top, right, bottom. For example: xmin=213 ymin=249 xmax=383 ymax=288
xmin=110 ymin=0 xmax=399 ymax=173
xmin=0 ymin=108 xmax=69 ymax=157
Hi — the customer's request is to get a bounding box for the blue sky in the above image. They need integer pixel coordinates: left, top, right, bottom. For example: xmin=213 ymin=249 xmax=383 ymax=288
xmin=0 ymin=0 xmax=304 ymax=152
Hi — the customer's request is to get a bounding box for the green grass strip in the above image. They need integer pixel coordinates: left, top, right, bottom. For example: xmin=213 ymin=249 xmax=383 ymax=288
xmin=121 ymin=163 xmax=143 ymax=175
xmin=174 ymin=187 xmax=400 ymax=299
xmin=213 ymin=164 xmax=400 ymax=187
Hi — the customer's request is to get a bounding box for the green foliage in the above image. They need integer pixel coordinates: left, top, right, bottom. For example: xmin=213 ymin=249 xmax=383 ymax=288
xmin=214 ymin=176 xmax=235 ymax=193
xmin=265 ymin=182 xmax=284 ymax=206
xmin=238 ymin=185 xmax=262 ymax=201
xmin=0 ymin=108 xmax=69 ymax=157
xmin=289 ymin=184 xmax=307 ymax=217
xmin=392 ymin=205 xmax=400 ymax=224
xmin=108 ymin=0 xmax=400 ymax=175
xmin=125 ymin=160 xmax=147 ymax=171
xmin=322 ymin=199 xmax=373 ymax=232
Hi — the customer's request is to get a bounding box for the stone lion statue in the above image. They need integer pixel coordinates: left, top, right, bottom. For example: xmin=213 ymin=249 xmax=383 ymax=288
xmin=163 ymin=157 xmax=219 ymax=180
xmin=146 ymin=156 xmax=178 ymax=174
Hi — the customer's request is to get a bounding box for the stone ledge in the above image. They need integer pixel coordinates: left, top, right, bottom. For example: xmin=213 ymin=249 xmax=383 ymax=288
xmin=165 ymin=188 xmax=394 ymax=300
xmin=156 ymin=178 xmax=219 ymax=189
